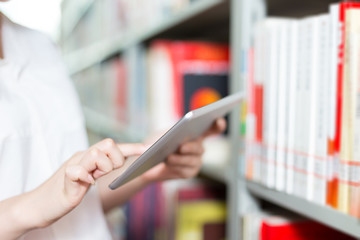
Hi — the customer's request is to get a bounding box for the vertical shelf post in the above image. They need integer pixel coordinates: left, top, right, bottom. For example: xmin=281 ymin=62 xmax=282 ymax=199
xmin=228 ymin=0 xmax=266 ymax=239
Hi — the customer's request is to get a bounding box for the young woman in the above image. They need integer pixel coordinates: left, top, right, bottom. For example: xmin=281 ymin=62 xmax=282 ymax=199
xmin=0 ymin=9 xmax=226 ymax=240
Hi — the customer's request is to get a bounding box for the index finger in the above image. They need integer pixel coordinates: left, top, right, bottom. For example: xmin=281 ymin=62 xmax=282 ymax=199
xmin=117 ymin=143 xmax=149 ymax=157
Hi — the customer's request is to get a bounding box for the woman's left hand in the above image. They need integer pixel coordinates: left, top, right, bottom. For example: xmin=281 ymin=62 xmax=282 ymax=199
xmin=141 ymin=118 xmax=227 ymax=183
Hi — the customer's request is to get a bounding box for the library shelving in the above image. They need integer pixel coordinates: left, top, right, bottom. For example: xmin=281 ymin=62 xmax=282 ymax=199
xmin=63 ymin=0 xmax=229 ymax=75
xmin=61 ymin=0 xmax=95 ymax=41
xmin=82 ymin=106 xmax=143 ymax=142
xmin=60 ymin=0 xmax=360 ymax=239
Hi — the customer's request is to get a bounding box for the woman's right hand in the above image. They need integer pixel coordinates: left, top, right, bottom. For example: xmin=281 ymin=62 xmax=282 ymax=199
xmin=0 ymin=138 xmax=146 ymax=239
xmin=38 ymin=138 xmax=146 ymax=226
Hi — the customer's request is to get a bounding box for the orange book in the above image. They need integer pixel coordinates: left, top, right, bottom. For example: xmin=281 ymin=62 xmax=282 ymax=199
xmin=327 ymin=2 xmax=360 ymax=211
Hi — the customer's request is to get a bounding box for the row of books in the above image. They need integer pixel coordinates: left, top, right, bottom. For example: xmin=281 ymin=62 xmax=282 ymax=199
xmin=72 ymin=40 xmax=230 ymax=139
xmin=62 ymin=0 xmax=201 ymax=53
xmin=125 ymin=179 xmax=227 ymax=240
xmin=242 ymin=210 xmax=355 ymax=240
xmin=245 ymin=1 xmax=360 ymax=217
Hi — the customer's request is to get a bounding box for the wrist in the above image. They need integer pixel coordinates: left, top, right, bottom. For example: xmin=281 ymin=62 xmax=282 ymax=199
xmin=0 ymin=190 xmax=48 ymax=239
xmin=139 ymin=173 xmax=155 ymax=186
xmin=13 ymin=190 xmax=49 ymax=230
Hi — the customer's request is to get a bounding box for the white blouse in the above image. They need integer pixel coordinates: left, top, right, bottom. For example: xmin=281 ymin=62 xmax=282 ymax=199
xmin=0 ymin=14 xmax=112 ymax=239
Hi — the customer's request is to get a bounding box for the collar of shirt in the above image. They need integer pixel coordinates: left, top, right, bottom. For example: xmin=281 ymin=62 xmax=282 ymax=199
xmin=0 ymin=13 xmax=29 ymax=77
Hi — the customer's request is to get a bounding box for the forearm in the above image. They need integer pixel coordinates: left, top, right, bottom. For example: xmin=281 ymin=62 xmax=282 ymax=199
xmin=97 ymin=168 xmax=152 ymax=213
xmin=0 ymin=191 xmax=45 ymax=239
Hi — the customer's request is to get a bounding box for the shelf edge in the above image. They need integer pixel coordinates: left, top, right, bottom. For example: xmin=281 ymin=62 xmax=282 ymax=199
xmin=246 ymin=180 xmax=360 ymax=238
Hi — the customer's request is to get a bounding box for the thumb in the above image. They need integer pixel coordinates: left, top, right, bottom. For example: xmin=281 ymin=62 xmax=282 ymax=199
xmin=64 ymin=165 xmax=93 ymax=201
xmin=201 ymin=118 xmax=227 ymax=139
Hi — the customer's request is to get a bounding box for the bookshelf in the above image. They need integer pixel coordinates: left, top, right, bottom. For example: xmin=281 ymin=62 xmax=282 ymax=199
xmin=61 ymin=0 xmax=95 ymax=41
xmin=82 ymin=106 xmax=143 ymax=142
xmin=60 ymin=0 xmax=360 ymax=239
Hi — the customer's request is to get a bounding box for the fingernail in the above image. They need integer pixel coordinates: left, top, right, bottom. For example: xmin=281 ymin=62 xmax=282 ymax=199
xmin=88 ymin=174 xmax=95 ymax=185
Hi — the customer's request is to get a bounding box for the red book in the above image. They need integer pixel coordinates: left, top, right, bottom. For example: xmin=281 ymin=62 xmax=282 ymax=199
xmin=260 ymin=217 xmax=355 ymax=240
xmin=114 ymin=58 xmax=128 ymax=123
xmin=149 ymin=40 xmax=230 ymax=118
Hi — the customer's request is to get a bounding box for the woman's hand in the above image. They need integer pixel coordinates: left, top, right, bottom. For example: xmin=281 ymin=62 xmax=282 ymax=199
xmin=141 ymin=118 xmax=227 ymax=183
xmin=31 ymin=139 xmax=145 ymax=229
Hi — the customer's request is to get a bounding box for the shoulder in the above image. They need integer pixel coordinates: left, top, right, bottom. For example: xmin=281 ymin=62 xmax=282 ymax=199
xmin=4 ymin=16 xmax=63 ymax=65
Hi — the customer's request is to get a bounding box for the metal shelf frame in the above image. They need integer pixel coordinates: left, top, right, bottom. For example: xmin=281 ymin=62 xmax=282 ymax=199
xmin=61 ymin=0 xmax=95 ymax=41
xmin=83 ymin=106 xmax=144 ymax=143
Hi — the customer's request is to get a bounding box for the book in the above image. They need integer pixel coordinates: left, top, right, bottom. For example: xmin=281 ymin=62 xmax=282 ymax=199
xmin=147 ymin=41 xmax=179 ymax=133
xmin=293 ymin=16 xmax=312 ymax=198
xmin=174 ymin=183 xmax=226 ymax=240
xmin=285 ymin=20 xmax=299 ymax=195
xmin=345 ymin=8 xmax=360 ymax=218
xmin=113 ymin=57 xmax=128 ymax=123
xmin=147 ymin=40 xmax=229 ymax=133
xmin=246 ymin=24 xmax=265 ymax=183
xmin=202 ymin=222 xmax=226 ymax=240
xmin=307 ymin=14 xmax=330 ymax=205
xmin=242 ymin=211 xmax=356 ymax=240
xmin=123 ymin=45 xmax=148 ymax=139
xmin=327 ymin=3 xmax=341 ymax=209
xmin=336 ymin=2 xmax=360 ymax=213
xmin=125 ymin=182 xmax=165 ymax=240
xmin=275 ymin=20 xmax=291 ymax=192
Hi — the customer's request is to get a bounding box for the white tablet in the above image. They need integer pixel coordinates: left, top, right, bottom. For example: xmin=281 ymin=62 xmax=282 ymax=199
xmin=109 ymin=91 xmax=244 ymax=189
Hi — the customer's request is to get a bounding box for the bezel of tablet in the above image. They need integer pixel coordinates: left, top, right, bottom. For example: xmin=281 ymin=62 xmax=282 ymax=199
xmin=108 ymin=92 xmax=244 ymax=190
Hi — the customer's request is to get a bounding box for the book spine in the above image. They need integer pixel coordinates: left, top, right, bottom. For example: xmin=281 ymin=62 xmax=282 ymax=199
xmin=338 ymin=3 xmax=353 ymax=213
xmin=347 ymin=8 xmax=360 ymax=218
xmin=286 ymin=20 xmax=299 ymax=195
xmin=252 ymin=23 xmax=265 ymax=183
xmin=245 ymin=47 xmax=256 ymax=181
xmin=261 ymin=21 xmax=270 ymax=187
xmin=275 ymin=21 xmax=289 ymax=192
xmin=306 ymin=16 xmax=319 ymax=201
xmin=312 ymin=15 xmax=330 ymax=205
xmin=294 ymin=18 xmax=311 ymax=198
xmin=147 ymin=42 xmax=179 ymax=133
xmin=292 ymin=20 xmax=305 ymax=197
xmin=327 ymin=3 xmax=340 ymax=208
xmin=265 ymin=20 xmax=280 ymax=189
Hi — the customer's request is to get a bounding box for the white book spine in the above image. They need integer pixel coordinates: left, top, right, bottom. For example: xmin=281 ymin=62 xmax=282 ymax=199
xmin=306 ymin=16 xmax=319 ymax=202
xmin=293 ymin=19 xmax=308 ymax=198
xmin=264 ymin=20 xmax=281 ymax=189
xmin=261 ymin=21 xmax=270 ymax=187
xmin=253 ymin=23 xmax=266 ymax=183
xmin=147 ymin=44 xmax=178 ymax=133
xmin=286 ymin=21 xmax=299 ymax=195
xmin=275 ymin=21 xmax=290 ymax=192
xmin=311 ymin=15 xmax=330 ymax=205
